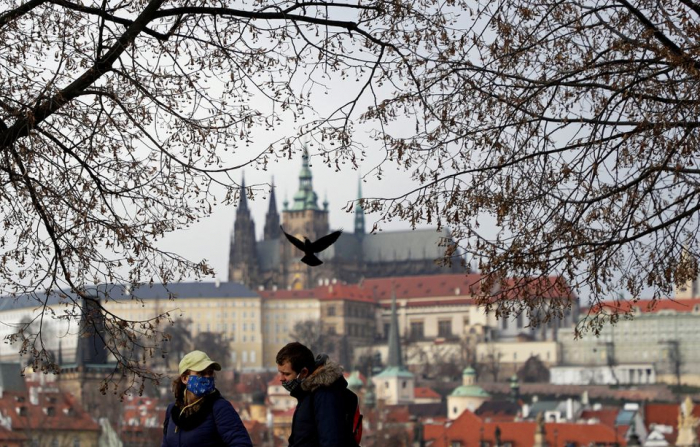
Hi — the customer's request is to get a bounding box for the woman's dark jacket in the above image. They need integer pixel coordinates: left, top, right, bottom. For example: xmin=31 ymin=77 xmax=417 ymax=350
xmin=161 ymin=390 xmax=252 ymax=447
xmin=289 ymin=360 xmax=356 ymax=447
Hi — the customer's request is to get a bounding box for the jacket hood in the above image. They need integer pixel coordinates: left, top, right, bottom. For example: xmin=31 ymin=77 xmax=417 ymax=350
xmin=301 ymin=360 xmax=344 ymax=393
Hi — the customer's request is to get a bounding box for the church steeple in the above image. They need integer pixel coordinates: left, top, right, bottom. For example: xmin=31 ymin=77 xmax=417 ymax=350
xmin=290 ymin=148 xmax=320 ymax=211
xmin=239 ymin=174 xmax=249 ymax=211
xmin=387 ymin=288 xmax=403 ymax=368
xmin=371 ymin=284 xmax=414 ymax=405
xmin=264 ymin=177 xmax=281 ymax=240
xmin=354 ymin=178 xmax=365 ymax=237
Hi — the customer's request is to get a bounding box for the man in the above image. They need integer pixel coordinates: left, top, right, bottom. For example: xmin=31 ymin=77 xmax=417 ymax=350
xmin=276 ymin=342 xmax=357 ymax=447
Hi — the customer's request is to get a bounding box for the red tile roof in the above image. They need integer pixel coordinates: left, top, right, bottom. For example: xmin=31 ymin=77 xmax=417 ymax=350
xmin=362 ymin=274 xmax=485 ymax=301
xmin=122 ymin=395 xmax=168 ymax=427
xmin=493 ymin=276 xmax=576 ymax=302
xmin=260 ymin=283 xmax=375 ymax=303
xmin=423 ymin=422 xmax=448 ymax=441
xmin=0 ymin=388 xmax=100 ymax=432
xmin=644 ymin=401 xmax=700 ymax=444
xmin=588 ymin=298 xmax=700 ymax=315
xmin=430 ymin=409 xmax=623 ymax=447
xmin=579 ymin=408 xmax=619 ymax=429
xmin=260 ymin=273 xmax=575 ymax=305
xmin=384 ymin=406 xmax=412 ymax=424
xmin=414 ymin=387 xmax=441 ymax=400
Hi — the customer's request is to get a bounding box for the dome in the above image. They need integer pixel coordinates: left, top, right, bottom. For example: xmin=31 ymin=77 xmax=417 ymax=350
xmin=346 ymin=371 xmax=364 ymax=390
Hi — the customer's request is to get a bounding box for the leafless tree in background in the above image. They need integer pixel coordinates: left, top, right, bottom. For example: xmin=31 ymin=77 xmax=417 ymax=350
xmin=0 ymin=0 xmax=468 ymax=393
xmin=5 ymin=0 xmax=700 ymax=393
xmin=357 ymin=0 xmax=700 ymax=336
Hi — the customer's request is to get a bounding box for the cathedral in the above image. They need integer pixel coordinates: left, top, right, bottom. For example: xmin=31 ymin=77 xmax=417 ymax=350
xmin=228 ymin=151 xmax=463 ymax=290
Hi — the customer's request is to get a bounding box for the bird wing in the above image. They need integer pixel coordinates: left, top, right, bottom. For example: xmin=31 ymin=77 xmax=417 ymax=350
xmin=280 ymin=226 xmax=306 ymax=251
xmin=309 ymin=229 xmax=343 ymax=253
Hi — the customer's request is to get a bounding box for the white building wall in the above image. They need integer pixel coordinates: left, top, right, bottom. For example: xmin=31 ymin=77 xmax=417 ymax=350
xmin=550 ymin=364 xmax=656 ymax=385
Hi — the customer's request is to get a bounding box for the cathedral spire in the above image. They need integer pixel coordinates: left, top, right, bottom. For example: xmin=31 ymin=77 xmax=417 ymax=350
xmin=239 ymin=173 xmax=248 ymax=211
xmin=354 ymin=177 xmax=365 ymax=237
xmin=229 ymin=173 xmax=259 ymax=285
xmin=264 ymin=177 xmax=281 ymax=240
xmin=290 ymin=147 xmax=320 ymax=211
xmin=387 ymin=286 xmax=403 ymax=368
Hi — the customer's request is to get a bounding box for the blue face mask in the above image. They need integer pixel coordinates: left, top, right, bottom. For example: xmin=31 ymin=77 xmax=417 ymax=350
xmin=186 ymin=375 xmax=215 ymax=397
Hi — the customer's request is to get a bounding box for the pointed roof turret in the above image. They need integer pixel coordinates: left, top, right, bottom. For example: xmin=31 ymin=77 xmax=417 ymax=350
xmin=387 ymin=288 xmax=403 ymax=368
xmin=239 ymin=173 xmax=248 ymax=211
xmin=354 ymin=177 xmax=365 ymax=237
xmin=264 ymin=177 xmax=281 ymax=240
xmin=375 ymin=286 xmax=413 ymax=379
xmin=290 ymin=148 xmax=321 ymax=211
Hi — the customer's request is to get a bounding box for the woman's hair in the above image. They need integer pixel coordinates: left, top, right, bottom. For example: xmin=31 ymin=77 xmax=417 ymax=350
xmin=172 ymin=372 xmax=188 ymax=408
xmin=276 ymin=342 xmax=315 ymax=374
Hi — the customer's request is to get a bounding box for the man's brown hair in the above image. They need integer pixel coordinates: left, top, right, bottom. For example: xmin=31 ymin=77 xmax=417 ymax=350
xmin=276 ymin=342 xmax=315 ymax=374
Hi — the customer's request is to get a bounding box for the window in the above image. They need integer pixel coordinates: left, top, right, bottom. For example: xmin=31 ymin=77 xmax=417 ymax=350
xmin=250 ymin=351 xmax=256 ymax=363
xmin=438 ymin=320 xmax=452 ymax=337
xmin=73 ymin=439 xmax=81 ymax=447
xmin=451 ymin=442 xmax=463 ymax=447
xmin=327 ymin=306 xmax=336 ymax=316
xmin=516 ymin=313 xmax=523 ymax=329
xmin=410 ymin=321 xmax=424 ymax=340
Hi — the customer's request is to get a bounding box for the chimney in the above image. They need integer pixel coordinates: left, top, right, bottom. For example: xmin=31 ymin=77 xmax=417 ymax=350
xmin=566 ymin=398 xmax=574 ymax=421
xmin=29 ymin=387 xmax=39 ymax=406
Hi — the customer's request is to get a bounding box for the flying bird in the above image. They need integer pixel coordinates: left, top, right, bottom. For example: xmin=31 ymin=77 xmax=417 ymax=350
xmin=280 ymin=226 xmax=342 ymax=266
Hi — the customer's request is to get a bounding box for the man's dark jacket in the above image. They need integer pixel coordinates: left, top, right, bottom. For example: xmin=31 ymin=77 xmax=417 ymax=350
xmin=289 ymin=359 xmax=356 ymax=447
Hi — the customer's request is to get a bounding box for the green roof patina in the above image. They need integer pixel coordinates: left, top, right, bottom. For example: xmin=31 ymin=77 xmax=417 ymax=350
xmin=346 ymin=371 xmax=364 ymax=389
xmin=289 ymin=149 xmax=321 ymax=211
xmin=374 ymin=366 xmax=415 ymax=379
xmin=450 ymin=384 xmax=490 ymax=398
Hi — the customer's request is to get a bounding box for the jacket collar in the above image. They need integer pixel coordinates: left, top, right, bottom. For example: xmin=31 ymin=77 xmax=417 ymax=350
xmin=300 ymin=360 xmax=344 ymax=393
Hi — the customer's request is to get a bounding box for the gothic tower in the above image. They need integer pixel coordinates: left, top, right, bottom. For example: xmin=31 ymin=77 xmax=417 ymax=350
xmin=229 ymin=176 xmax=260 ymax=285
xmin=354 ymin=177 xmax=365 ymax=237
xmin=263 ymin=178 xmax=281 ymax=241
xmin=280 ymin=149 xmax=330 ymax=289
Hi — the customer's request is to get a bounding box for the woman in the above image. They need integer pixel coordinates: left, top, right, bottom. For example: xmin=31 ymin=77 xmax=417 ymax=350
xmin=162 ymin=350 xmax=252 ymax=446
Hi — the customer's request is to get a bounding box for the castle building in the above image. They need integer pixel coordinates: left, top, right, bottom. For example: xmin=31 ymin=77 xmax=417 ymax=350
xmin=229 ymin=150 xmax=463 ymax=290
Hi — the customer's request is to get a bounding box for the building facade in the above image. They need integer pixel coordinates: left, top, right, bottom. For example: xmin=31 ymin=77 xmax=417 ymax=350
xmin=559 ymin=298 xmax=700 ymax=386
xmin=228 ymin=150 xmax=463 ymax=291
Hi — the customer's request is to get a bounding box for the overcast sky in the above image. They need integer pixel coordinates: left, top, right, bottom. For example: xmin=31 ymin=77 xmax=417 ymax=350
xmin=156 ymin=144 xmax=448 ymax=283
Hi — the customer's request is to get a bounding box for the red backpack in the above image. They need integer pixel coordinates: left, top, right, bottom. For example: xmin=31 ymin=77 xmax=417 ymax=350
xmin=344 ymin=388 xmax=363 ymax=446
